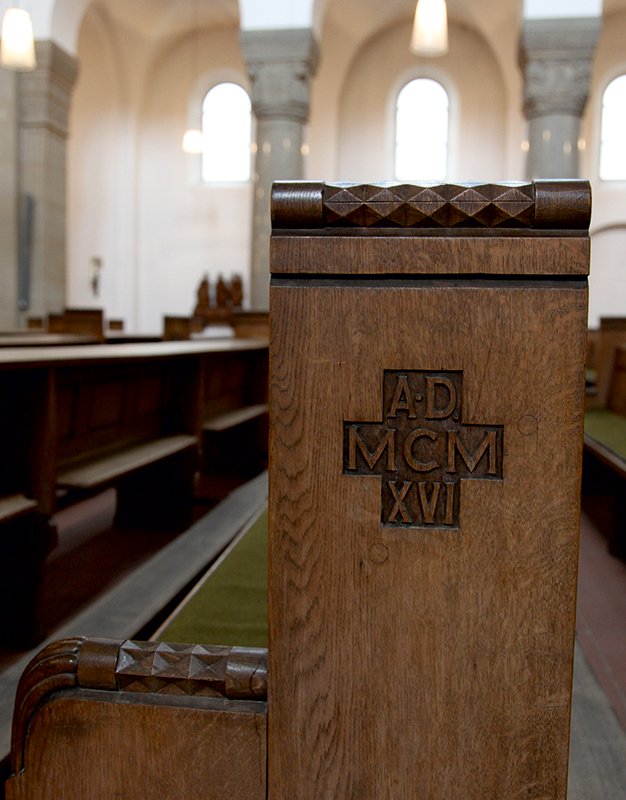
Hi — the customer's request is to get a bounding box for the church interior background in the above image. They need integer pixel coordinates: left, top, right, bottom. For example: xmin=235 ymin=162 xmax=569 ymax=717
xmin=0 ymin=0 xmax=624 ymax=332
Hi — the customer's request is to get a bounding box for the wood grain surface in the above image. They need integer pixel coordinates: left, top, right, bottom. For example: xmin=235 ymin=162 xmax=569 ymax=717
xmin=269 ymin=232 xmax=588 ymax=798
xmin=6 ymin=693 xmax=266 ymax=800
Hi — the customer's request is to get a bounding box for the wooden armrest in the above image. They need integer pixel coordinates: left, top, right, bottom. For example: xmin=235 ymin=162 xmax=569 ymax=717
xmin=57 ymin=434 xmax=198 ymax=489
xmin=0 ymin=493 xmax=38 ymax=524
xmin=204 ymin=404 xmax=268 ymax=432
xmin=7 ymin=638 xmax=267 ymax=800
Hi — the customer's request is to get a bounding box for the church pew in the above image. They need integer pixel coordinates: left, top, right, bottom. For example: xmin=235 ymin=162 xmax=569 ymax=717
xmin=5 ymin=641 xmax=267 ymax=800
xmin=5 ymin=180 xmax=590 ymax=799
xmin=47 ymin=308 xmax=105 ymax=342
xmin=583 ymin=344 xmax=626 ymax=556
xmin=199 ymin=346 xmax=269 ymax=499
xmin=162 ymin=315 xmax=193 ymax=341
xmin=586 ymin=316 xmax=626 ymax=409
xmin=231 ymin=310 xmax=269 ymax=339
xmin=0 ymin=339 xmax=268 ymax=648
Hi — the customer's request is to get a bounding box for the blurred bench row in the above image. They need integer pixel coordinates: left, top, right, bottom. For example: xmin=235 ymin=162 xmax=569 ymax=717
xmin=0 ymin=338 xmax=268 ymax=648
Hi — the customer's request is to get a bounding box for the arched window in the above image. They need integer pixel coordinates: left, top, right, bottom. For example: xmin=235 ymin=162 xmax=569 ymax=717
xmin=599 ymin=75 xmax=626 ymax=181
xmin=395 ymin=78 xmax=449 ymax=182
xmin=202 ymin=82 xmax=252 ymax=182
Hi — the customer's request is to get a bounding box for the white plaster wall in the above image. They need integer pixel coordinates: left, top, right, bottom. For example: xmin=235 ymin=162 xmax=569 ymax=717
xmin=580 ymin=9 xmax=626 ymax=324
xmin=136 ymin=27 xmax=252 ymax=333
xmin=67 ymin=12 xmax=251 ymax=332
xmin=589 ymin=228 xmax=626 ymax=326
xmin=337 ymin=20 xmax=508 ymax=183
xmin=67 ymin=5 xmax=141 ymax=327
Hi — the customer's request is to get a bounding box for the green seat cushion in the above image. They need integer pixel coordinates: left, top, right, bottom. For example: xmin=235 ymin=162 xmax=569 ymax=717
xmin=158 ymin=509 xmax=268 ymax=647
xmin=585 ymin=409 xmax=626 ymax=461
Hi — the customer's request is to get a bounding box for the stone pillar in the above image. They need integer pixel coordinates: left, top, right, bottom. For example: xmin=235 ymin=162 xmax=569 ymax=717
xmin=0 ymin=69 xmax=19 ymax=328
xmin=17 ymin=41 xmax=78 ymax=319
xmin=240 ymin=29 xmax=318 ymax=310
xmin=519 ymin=17 xmax=601 ymax=179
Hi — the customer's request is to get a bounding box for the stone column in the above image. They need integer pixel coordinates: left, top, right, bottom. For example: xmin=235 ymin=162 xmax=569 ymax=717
xmin=17 ymin=41 xmax=78 ymax=319
xmin=0 ymin=69 xmax=19 ymax=328
xmin=240 ymin=29 xmax=318 ymax=310
xmin=519 ymin=17 xmax=601 ymax=179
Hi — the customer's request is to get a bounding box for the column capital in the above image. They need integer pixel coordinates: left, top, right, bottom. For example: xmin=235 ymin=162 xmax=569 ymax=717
xmin=239 ymin=28 xmax=319 ymax=123
xmin=17 ymin=41 xmax=79 ymax=138
xmin=519 ymin=17 xmax=601 ymax=118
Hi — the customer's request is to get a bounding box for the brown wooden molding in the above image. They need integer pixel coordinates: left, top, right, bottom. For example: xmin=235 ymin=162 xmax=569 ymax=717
xmin=11 ymin=637 xmax=86 ymax=773
xmin=271 ymin=180 xmax=591 ymax=231
xmin=11 ymin=637 xmax=268 ymax=773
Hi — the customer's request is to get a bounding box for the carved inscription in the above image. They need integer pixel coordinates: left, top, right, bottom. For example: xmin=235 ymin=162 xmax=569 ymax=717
xmin=343 ymin=370 xmax=504 ymax=529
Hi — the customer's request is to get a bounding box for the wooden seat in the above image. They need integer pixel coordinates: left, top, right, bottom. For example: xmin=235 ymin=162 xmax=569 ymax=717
xmin=203 ymin=403 xmax=268 ymax=432
xmin=0 ymin=494 xmax=37 ymax=526
xmin=57 ymin=434 xmax=198 ymax=490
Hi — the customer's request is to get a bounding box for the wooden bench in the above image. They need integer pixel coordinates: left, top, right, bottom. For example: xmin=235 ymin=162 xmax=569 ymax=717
xmin=4 ymin=180 xmax=591 ymax=799
xmin=47 ymin=308 xmax=105 ymax=342
xmin=0 ymin=339 xmax=268 ymax=647
xmin=583 ymin=344 xmax=626 ymax=556
xmin=162 ymin=315 xmax=193 ymax=341
xmin=586 ymin=316 xmax=626 ymax=408
xmin=197 ymin=345 xmax=269 ymax=499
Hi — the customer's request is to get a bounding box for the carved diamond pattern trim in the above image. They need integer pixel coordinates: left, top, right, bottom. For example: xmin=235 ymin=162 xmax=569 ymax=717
xmin=323 ymin=183 xmax=535 ymax=228
xmin=116 ymin=641 xmax=235 ymax=697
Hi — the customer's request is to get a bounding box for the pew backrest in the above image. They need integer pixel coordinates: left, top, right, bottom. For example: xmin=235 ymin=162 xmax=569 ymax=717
xmin=48 ymin=308 xmax=104 ymax=341
xmin=607 ymin=345 xmax=626 ymax=415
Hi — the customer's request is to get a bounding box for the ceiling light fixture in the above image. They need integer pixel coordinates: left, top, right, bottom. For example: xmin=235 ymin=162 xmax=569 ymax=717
xmin=410 ymin=0 xmax=449 ymax=57
xmin=1 ymin=7 xmax=37 ymax=71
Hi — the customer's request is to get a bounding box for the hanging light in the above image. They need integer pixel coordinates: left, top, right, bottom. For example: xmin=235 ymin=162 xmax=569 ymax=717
xmin=410 ymin=0 xmax=448 ymax=57
xmin=182 ymin=127 xmax=204 ymax=154
xmin=1 ymin=7 xmax=37 ymax=71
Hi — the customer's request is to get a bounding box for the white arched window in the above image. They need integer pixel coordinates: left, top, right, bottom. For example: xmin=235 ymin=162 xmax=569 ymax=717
xmin=202 ymin=82 xmax=252 ymax=182
xmin=599 ymin=75 xmax=626 ymax=181
xmin=395 ymin=78 xmax=449 ymax=182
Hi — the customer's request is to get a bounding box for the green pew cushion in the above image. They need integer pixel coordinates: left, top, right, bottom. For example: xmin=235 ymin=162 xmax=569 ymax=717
xmin=158 ymin=509 xmax=268 ymax=648
xmin=584 ymin=409 xmax=626 ymax=462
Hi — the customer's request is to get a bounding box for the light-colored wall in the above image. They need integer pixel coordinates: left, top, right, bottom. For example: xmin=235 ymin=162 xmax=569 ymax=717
xmin=336 ymin=19 xmax=508 ymax=182
xmin=67 ymin=5 xmax=137 ymax=323
xmin=581 ymin=9 xmax=626 ymax=326
xmin=68 ymin=12 xmax=251 ymax=332
xmin=589 ymin=227 xmax=626 ymax=326
xmin=137 ymin=27 xmax=251 ymax=333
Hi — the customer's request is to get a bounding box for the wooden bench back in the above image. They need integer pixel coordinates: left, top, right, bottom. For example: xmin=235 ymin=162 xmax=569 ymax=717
xmin=594 ymin=316 xmax=626 ymax=407
xmin=48 ymin=308 xmax=104 ymax=341
xmin=607 ymin=345 xmax=626 ymax=415
xmin=162 ymin=315 xmax=192 ymax=340
xmin=269 ymin=180 xmax=590 ymax=799
xmin=55 ymin=360 xmax=194 ymax=471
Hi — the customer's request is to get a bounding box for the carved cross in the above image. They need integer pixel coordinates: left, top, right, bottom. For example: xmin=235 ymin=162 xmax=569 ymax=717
xmin=343 ymin=370 xmax=504 ymax=529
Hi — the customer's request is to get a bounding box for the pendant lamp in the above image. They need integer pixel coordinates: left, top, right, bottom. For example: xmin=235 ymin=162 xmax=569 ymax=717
xmin=1 ymin=7 xmax=37 ymax=71
xmin=411 ymin=0 xmax=449 ymax=57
